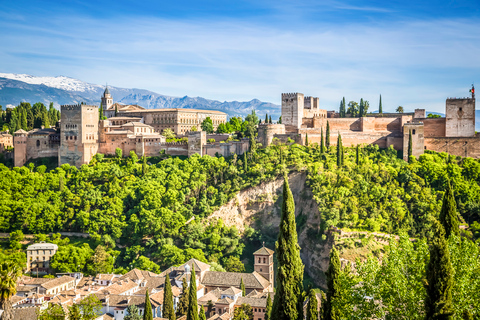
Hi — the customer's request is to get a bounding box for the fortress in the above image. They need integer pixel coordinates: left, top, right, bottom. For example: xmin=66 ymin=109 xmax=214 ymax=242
xmin=9 ymin=86 xmax=479 ymax=168
xmin=258 ymin=87 xmax=478 ymax=160
xmin=12 ymin=89 xmax=247 ymax=167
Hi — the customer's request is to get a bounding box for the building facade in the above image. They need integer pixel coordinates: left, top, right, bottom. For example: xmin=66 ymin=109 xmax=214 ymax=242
xmin=26 ymin=242 xmax=58 ymax=274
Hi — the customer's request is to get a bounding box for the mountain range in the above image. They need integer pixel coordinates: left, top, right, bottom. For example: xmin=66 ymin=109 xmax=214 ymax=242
xmin=0 ymin=73 xmax=478 ymax=130
xmin=0 ymin=73 xmax=281 ymax=119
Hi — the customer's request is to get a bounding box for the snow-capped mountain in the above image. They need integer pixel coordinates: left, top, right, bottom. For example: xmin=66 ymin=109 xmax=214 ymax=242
xmin=0 ymin=73 xmax=280 ymax=118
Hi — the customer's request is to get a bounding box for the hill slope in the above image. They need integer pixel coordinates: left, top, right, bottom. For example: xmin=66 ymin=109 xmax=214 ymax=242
xmin=0 ymin=73 xmax=280 ymax=118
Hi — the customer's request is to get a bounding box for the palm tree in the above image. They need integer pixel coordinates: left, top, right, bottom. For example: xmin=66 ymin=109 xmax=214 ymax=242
xmin=0 ymin=261 xmax=22 ymax=320
xmin=396 ymin=106 xmax=404 ymax=113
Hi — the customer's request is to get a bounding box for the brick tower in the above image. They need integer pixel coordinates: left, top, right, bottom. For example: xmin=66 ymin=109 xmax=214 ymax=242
xmin=253 ymin=244 xmax=274 ymax=286
xmin=13 ymin=129 xmax=28 ymax=167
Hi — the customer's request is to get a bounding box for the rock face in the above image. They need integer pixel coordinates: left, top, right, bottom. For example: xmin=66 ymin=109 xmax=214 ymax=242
xmin=209 ymin=171 xmax=333 ymax=287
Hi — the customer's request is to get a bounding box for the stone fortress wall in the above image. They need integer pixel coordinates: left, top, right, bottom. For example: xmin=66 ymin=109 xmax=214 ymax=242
xmin=259 ymin=88 xmax=478 ymax=159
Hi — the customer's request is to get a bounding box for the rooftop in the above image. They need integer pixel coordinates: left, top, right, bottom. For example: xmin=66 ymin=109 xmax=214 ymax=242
xmin=27 ymin=242 xmax=58 ymax=251
xmin=122 ymin=108 xmax=227 ymax=115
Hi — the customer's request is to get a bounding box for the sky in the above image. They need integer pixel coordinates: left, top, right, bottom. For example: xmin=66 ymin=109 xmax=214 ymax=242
xmin=0 ymin=0 xmax=479 ymax=112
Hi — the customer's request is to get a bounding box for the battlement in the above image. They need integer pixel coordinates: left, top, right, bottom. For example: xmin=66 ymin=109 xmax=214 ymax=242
xmin=160 ymin=141 xmax=187 ymax=146
xmin=446 ymin=97 xmax=474 ymax=100
xmin=282 ymin=93 xmax=301 ymax=99
xmin=61 ymin=104 xmax=82 ymax=111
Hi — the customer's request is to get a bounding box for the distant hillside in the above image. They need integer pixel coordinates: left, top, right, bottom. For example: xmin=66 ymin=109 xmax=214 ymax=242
xmin=0 ymin=73 xmax=280 ymax=119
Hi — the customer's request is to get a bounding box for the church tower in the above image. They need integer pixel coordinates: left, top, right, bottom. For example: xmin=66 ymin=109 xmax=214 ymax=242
xmin=253 ymin=244 xmax=274 ymax=286
xmin=100 ymin=86 xmax=113 ymax=117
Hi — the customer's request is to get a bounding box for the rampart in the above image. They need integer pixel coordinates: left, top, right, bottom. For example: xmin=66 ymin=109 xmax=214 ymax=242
xmin=204 ymin=139 xmax=249 ymax=157
xmin=425 ymin=136 xmax=480 ymax=158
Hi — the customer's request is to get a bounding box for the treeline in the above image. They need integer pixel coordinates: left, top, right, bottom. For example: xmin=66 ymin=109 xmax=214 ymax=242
xmin=0 ymin=102 xmax=60 ymax=133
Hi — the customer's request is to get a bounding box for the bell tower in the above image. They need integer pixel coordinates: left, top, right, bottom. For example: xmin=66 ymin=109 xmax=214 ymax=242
xmin=253 ymin=244 xmax=274 ymax=288
xmin=101 ymin=86 xmax=113 ymax=116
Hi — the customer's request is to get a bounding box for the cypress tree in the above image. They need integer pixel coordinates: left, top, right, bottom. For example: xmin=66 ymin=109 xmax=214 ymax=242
xmin=176 ymin=278 xmax=188 ymax=317
xmin=115 ymin=105 xmax=118 ymax=117
xmin=306 ymin=289 xmax=318 ymax=320
xmin=265 ymin=114 xmax=269 ymax=123
xmin=408 ymin=130 xmax=413 ymax=162
xmin=186 ymin=268 xmax=198 ymax=320
xmin=356 ymin=144 xmax=360 ymax=165
xmin=144 ymin=290 xmax=153 ymax=320
xmin=379 ymin=95 xmax=383 ymax=114
xmin=305 ymin=133 xmax=309 ymax=146
xmin=99 ymin=105 xmax=104 ymax=120
xmin=142 ymin=155 xmax=147 ymax=176
xmin=198 ymin=308 xmax=206 ymax=320
xmin=339 ymin=99 xmax=343 ymax=118
xmin=336 ymin=134 xmax=343 ymax=167
xmin=325 ymin=121 xmax=330 ymax=151
xmin=462 ymin=310 xmax=473 ymax=320
xmin=269 ymin=115 xmax=272 ymax=124
xmin=265 ymin=293 xmax=272 ymax=320
xmin=342 ymin=97 xmax=346 ymax=118
xmin=320 ymin=128 xmax=325 ymax=153
xmin=359 ymin=98 xmax=364 ymax=117
xmin=439 ymin=180 xmax=459 ymax=238
xmin=163 ymin=274 xmax=175 ymax=320
xmin=271 ymin=178 xmax=304 ymax=320
xmin=425 ymin=220 xmax=454 ymax=320
xmin=240 ymin=278 xmax=245 ymax=296
xmin=324 ymin=247 xmax=341 ymax=320
xmin=243 ymin=151 xmax=248 ymax=173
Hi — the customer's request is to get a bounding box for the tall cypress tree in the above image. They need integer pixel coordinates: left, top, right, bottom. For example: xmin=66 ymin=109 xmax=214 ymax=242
xmin=269 ymin=115 xmax=272 ymax=124
xmin=306 ymin=289 xmax=318 ymax=320
xmin=439 ymin=180 xmax=459 ymax=238
xmin=324 ymin=247 xmax=341 ymax=320
xmin=342 ymin=97 xmax=346 ymax=118
xmin=240 ymin=278 xmax=246 ymax=297
xmin=379 ymin=95 xmax=383 ymax=114
xmin=325 ymin=121 xmax=330 ymax=151
xmin=305 ymin=133 xmax=309 ymax=146
xmin=176 ymin=278 xmax=188 ymax=317
xmin=339 ymin=99 xmax=343 ymax=118
xmin=271 ymin=178 xmax=304 ymax=320
xmin=336 ymin=134 xmax=343 ymax=167
xmin=320 ymin=128 xmax=325 ymax=153
xmin=198 ymin=308 xmax=206 ymax=320
xmin=359 ymin=98 xmax=364 ymax=117
xmin=265 ymin=293 xmax=272 ymax=320
xmin=144 ymin=290 xmax=153 ymax=320
xmin=425 ymin=220 xmax=454 ymax=320
xmin=243 ymin=151 xmax=248 ymax=173
xmin=356 ymin=144 xmax=360 ymax=165
xmin=115 ymin=105 xmax=118 ymax=117
xmin=265 ymin=114 xmax=269 ymax=123
xmin=163 ymin=274 xmax=175 ymax=320
xmin=142 ymin=155 xmax=147 ymax=176
xmin=186 ymin=268 xmax=198 ymax=320
xmin=408 ymin=130 xmax=413 ymax=162
xmin=99 ymin=105 xmax=104 ymax=120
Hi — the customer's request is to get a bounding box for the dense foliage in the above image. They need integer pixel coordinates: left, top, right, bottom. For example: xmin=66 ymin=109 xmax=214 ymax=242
xmin=0 ymin=102 xmax=60 ymax=133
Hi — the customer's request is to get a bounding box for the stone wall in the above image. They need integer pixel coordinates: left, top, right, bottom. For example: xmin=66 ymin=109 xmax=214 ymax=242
xmin=425 ymin=136 xmax=480 ymax=158
xmin=257 ymin=124 xmax=286 ymax=147
xmin=188 ymin=131 xmax=206 ymax=156
xmin=204 ymin=139 xmax=249 ymax=157
xmin=422 ymin=118 xmax=446 ymax=137
xmin=403 ymin=122 xmax=425 ymax=161
xmin=445 ymin=98 xmax=475 ymax=137
xmin=327 ymin=118 xmax=361 ymax=131
xmin=26 ymin=133 xmax=59 ymax=161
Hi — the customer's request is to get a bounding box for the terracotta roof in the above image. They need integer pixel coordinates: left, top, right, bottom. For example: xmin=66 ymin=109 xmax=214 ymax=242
xmin=122 ymin=108 xmax=227 ymax=115
xmin=96 ymin=274 xmax=119 ymax=281
xmin=16 ymin=285 xmax=37 ymax=293
xmin=41 ymin=276 xmax=75 ymax=290
xmin=179 ymin=259 xmax=211 ymax=274
xmin=236 ymin=297 xmax=267 ymax=308
xmin=201 ymin=271 xmax=270 ymax=290
xmin=108 ymin=117 xmax=142 ymax=121
xmin=220 ymin=287 xmax=242 ymax=296
xmin=99 ymin=279 xmax=138 ymax=295
xmin=10 ymin=296 xmax=27 ymax=305
xmin=12 ymin=306 xmax=39 ymax=320
xmin=253 ymin=247 xmax=274 ymax=256
xmin=14 ymin=129 xmax=28 ymax=134
xmin=215 ymin=297 xmax=233 ymax=305
xmin=207 ymin=313 xmax=231 ymax=320
xmin=122 ymin=122 xmax=153 ymax=127
xmin=198 ymin=288 xmax=222 ymax=305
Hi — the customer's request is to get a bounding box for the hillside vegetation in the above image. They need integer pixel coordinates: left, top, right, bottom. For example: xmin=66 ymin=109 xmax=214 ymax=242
xmin=1 ymin=142 xmax=480 ymax=276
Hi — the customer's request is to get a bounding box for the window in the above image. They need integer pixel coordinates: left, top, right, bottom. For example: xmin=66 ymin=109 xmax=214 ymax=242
xmin=36 ymin=140 xmax=40 ymax=147
xmin=459 ymin=107 xmax=463 ymax=112
xmin=412 ymin=129 xmax=416 ymax=135
xmin=263 ymin=258 xmax=266 ymax=263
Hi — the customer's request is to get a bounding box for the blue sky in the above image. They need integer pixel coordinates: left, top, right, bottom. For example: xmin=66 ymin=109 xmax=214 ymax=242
xmin=0 ymin=0 xmax=479 ymax=112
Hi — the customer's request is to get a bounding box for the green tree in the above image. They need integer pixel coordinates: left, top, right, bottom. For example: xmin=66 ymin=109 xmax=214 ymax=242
xmin=207 ymin=300 xmax=214 ymax=318
xmin=78 ymin=294 xmax=102 ymax=320
xmin=88 ymin=245 xmax=113 ymax=275
xmin=305 ymin=133 xmax=309 ymax=146
xmin=37 ymin=303 xmax=66 ymax=320
xmin=269 ymin=115 xmax=272 ymax=124
xmin=425 ymin=221 xmax=454 ymax=320
xmin=199 ymin=308 xmax=206 ymax=320
xmin=278 ymin=116 xmax=282 ymax=124
xmin=99 ymin=105 xmax=104 ymax=120
xmin=408 ymin=129 xmax=413 ymax=162
xmin=143 ymin=155 xmax=147 ymax=176
xmin=265 ymin=293 xmax=272 ymax=320
xmin=462 ymin=310 xmax=473 ymax=320
xmin=162 ymin=128 xmax=176 ymax=140
xmin=271 ymin=178 xmax=304 ymax=320
xmin=144 ymin=289 xmax=153 ymax=320
xmin=201 ymin=117 xmax=214 ymax=134
xmin=241 ymin=277 xmax=246 ymax=296
xmin=320 ymin=128 xmax=325 ymax=153
xmin=439 ymin=180 xmax=459 ymax=238
xmin=347 ymin=101 xmax=359 ymax=117
xmin=68 ymin=304 xmax=82 ymax=320
xmin=336 ymin=134 xmax=343 ymax=167
xmin=115 ymin=148 xmax=123 ymax=159
xmin=306 ymin=289 xmax=318 ymax=320
xmin=356 ymin=144 xmax=360 ymax=165
xmin=191 ymin=126 xmax=197 ymax=132
xmin=325 ymin=121 xmax=330 ymax=151
xmin=176 ymin=278 xmax=188 ymax=317
xmin=245 ymin=110 xmax=259 ymax=125
xmin=125 ymin=305 xmax=142 ymax=320
xmin=359 ymin=98 xmax=364 ymax=117
xmin=265 ymin=114 xmax=268 ymax=123
xmin=186 ymin=268 xmax=199 ymax=320
xmin=115 ymin=105 xmax=118 ymax=117
xmin=324 ymin=247 xmax=341 ymax=320
xmin=9 ymin=230 xmax=24 ymax=250
xmin=233 ymin=304 xmax=254 ymax=320
xmin=397 ymin=106 xmax=404 ymax=113
xmin=0 ymin=261 xmax=22 ymax=320
xmin=163 ymin=274 xmax=176 ymax=320
xmin=379 ymin=95 xmax=383 ymax=114
xmin=243 ymin=151 xmax=248 ymax=173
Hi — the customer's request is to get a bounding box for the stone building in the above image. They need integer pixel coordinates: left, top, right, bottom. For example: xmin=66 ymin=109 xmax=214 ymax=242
xmin=0 ymin=132 xmax=13 ymax=152
xmin=26 ymin=241 xmax=58 ymax=274
xmin=259 ymin=86 xmax=478 ymax=160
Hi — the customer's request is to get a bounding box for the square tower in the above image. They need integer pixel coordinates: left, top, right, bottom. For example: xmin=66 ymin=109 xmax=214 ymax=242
xmin=281 ymin=93 xmax=304 ymax=130
xmin=59 ymin=104 xmax=99 ymax=167
xmin=253 ymin=245 xmax=274 ymax=288
xmin=403 ymin=122 xmax=425 ymax=161
xmin=445 ymin=97 xmax=475 ymax=137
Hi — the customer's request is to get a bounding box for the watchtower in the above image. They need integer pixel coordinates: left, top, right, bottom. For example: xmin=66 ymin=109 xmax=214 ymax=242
xmin=101 ymin=86 xmax=113 ymax=117
xmin=253 ymin=244 xmax=274 ymax=287
xmin=281 ymin=93 xmax=304 ymax=130
xmin=403 ymin=122 xmax=425 ymax=161
xmin=58 ymin=104 xmax=99 ymax=167
xmin=13 ymin=129 xmax=28 ymax=167
xmin=445 ymin=86 xmax=475 ymax=137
